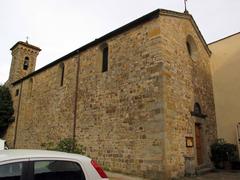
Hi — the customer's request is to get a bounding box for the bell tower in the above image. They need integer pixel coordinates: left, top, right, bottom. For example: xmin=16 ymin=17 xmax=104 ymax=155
xmin=8 ymin=41 xmax=41 ymax=83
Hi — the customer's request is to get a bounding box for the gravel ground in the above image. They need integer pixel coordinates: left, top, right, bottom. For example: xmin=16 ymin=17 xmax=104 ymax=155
xmin=181 ymin=170 xmax=240 ymax=180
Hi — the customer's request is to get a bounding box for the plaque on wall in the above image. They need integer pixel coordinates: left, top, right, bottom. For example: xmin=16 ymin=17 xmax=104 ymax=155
xmin=186 ymin=137 xmax=194 ymax=147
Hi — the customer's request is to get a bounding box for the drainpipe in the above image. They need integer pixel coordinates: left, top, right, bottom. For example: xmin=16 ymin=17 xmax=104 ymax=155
xmin=13 ymin=82 xmax=23 ymax=148
xmin=73 ymin=51 xmax=80 ymax=149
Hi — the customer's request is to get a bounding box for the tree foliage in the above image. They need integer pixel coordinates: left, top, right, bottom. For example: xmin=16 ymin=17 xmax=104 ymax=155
xmin=41 ymin=138 xmax=85 ymax=155
xmin=0 ymin=85 xmax=14 ymax=137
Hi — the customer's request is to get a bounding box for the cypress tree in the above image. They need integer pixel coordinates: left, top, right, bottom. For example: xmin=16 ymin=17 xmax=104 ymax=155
xmin=0 ymin=85 xmax=14 ymax=138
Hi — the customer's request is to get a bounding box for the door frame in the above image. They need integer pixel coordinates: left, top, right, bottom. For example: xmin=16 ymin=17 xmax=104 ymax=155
xmin=195 ymin=123 xmax=203 ymax=165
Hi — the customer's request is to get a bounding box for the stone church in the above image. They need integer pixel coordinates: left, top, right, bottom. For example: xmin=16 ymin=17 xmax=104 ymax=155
xmin=5 ymin=9 xmax=217 ymax=179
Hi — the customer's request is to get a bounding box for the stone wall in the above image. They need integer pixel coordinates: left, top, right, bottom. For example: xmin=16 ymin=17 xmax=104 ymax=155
xmin=158 ymin=14 xmax=217 ymax=178
xmin=75 ymin=18 xmax=164 ymax=178
xmin=13 ymin=57 xmax=77 ymax=148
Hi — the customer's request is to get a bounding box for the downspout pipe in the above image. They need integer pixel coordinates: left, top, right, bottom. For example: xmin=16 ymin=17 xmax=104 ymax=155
xmin=13 ymin=82 xmax=23 ymax=148
xmin=73 ymin=50 xmax=80 ymax=150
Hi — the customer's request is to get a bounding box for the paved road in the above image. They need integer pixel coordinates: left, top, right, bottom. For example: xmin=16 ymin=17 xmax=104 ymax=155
xmin=106 ymin=171 xmax=146 ymax=180
xmin=107 ymin=170 xmax=240 ymax=180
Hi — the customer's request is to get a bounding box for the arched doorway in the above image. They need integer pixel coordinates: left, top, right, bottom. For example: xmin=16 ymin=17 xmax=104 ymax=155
xmin=191 ymin=103 xmax=207 ymax=165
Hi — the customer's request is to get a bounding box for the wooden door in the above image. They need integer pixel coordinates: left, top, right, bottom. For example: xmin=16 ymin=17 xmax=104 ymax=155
xmin=195 ymin=123 xmax=203 ymax=165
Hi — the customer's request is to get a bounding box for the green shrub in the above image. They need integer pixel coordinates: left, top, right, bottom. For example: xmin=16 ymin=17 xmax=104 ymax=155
xmin=211 ymin=139 xmax=238 ymax=168
xmin=41 ymin=138 xmax=85 ymax=155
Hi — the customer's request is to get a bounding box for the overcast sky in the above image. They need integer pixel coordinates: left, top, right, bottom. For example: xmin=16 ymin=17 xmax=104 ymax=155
xmin=0 ymin=0 xmax=239 ymax=84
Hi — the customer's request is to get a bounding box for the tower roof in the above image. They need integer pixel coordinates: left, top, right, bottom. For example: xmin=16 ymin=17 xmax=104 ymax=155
xmin=10 ymin=41 xmax=41 ymax=51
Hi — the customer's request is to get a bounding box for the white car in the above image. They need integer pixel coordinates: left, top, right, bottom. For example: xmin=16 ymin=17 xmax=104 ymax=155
xmin=0 ymin=149 xmax=108 ymax=180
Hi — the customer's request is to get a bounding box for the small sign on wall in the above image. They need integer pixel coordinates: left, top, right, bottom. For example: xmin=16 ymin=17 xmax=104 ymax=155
xmin=0 ymin=139 xmax=5 ymax=150
xmin=186 ymin=137 xmax=194 ymax=147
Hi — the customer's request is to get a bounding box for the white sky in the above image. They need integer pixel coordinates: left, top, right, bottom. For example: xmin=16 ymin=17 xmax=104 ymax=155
xmin=0 ymin=0 xmax=239 ymax=84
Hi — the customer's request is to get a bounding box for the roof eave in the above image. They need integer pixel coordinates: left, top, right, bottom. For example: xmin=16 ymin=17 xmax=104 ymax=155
xmin=12 ymin=9 xmax=212 ymax=86
xmin=10 ymin=41 xmax=41 ymax=51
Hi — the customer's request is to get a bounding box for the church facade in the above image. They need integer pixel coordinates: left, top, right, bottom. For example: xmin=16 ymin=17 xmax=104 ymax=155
xmin=5 ymin=9 xmax=217 ymax=179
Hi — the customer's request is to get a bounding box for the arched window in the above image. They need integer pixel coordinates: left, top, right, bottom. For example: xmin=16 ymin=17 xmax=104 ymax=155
xmin=194 ymin=103 xmax=201 ymax=115
xmin=101 ymin=43 xmax=108 ymax=72
xmin=29 ymin=78 xmax=33 ymax=97
xmin=15 ymin=89 xmax=19 ymax=96
xmin=186 ymin=41 xmax=192 ymax=55
xmin=59 ymin=63 xmax=65 ymax=86
xmin=191 ymin=102 xmax=207 ymax=118
xmin=23 ymin=57 xmax=29 ymax=70
xmin=186 ymin=35 xmax=198 ymax=61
